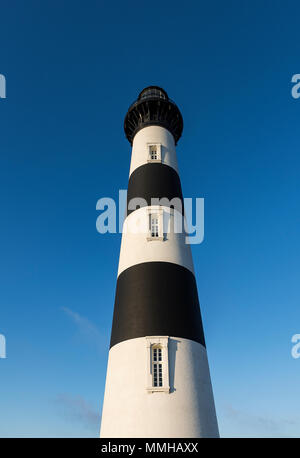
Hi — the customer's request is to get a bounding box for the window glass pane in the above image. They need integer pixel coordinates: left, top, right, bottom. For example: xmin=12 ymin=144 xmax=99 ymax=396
xmin=149 ymin=145 xmax=157 ymax=160
xmin=152 ymin=350 xmax=163 ymax=387
xmin=151 ymin=215 xmax=159 ymax=237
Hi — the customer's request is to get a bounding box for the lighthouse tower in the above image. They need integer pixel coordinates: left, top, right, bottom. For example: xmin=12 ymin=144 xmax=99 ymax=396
xmin=100 ymin=87 xmax=219 ymax=438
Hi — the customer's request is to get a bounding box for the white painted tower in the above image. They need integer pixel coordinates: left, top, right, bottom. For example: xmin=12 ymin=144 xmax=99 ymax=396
xmin=100 ymin=86 xmax=219 ymax=438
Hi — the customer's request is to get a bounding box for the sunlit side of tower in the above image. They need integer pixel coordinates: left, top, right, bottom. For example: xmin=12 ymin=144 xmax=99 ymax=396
xmin=100 ymin=86 xmax=219 ymax=438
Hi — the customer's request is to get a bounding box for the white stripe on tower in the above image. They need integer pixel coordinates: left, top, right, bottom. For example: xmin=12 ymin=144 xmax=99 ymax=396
xmin=129 ymin=125 xmax=179 ymax=177
xmin=100 ymin=86 xmax=219 ymax=438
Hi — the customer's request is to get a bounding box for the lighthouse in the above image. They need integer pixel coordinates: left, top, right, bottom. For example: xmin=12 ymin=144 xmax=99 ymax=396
xmin=100 ymin=86 xmax=219 ymax=438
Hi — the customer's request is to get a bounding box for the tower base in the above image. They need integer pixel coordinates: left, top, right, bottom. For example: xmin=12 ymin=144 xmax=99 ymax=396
xmin=100 ymin=336 xmax=219 ymax=438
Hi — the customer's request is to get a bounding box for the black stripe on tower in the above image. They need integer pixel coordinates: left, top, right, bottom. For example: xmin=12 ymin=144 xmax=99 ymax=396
xmin=110 ymin=262 xmax=206 ymax=349
xmin=127 ymin=163 xmax=184 ymax=216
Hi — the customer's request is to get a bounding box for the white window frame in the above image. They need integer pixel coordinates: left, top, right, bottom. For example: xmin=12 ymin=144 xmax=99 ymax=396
xmin=147 ymin=143 xmax=162 ymax=163
xmin=146 ymin=336 xmax=170 ymax=393
xmin=147 ymin=207 xmax=163 ymax=241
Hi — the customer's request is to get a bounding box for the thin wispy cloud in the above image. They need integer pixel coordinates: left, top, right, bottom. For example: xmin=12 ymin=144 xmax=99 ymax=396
xmin=54 ymin=393 xmax=100 ymax=432
xmin=61 ymin=306 xmax=108 ymax=352
xmin=223 ymin=404 xmax=300 ymax=438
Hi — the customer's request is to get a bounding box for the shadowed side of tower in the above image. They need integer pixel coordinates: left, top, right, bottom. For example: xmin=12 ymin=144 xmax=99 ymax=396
xmin=100 ymin=86 xmax=219 ymax=438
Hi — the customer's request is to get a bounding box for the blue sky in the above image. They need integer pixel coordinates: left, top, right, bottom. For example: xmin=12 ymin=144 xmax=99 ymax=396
xmin=0 ymin=0 xmax=300 ymax=437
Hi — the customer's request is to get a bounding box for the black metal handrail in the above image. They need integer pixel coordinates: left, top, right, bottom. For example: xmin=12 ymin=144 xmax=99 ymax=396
xmin=126 ymin=96 xmax=178 ymax=113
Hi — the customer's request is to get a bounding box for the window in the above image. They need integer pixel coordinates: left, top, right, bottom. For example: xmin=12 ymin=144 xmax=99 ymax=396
xmin=146 ymin=336 xmax=170 ymax=393
xmin=147 ymin=143 xmax=161 ymax=163
xmin=150 ymin=145 xmax=158 ymax=160
xmin=140 ymin=88 xmax=167 ymax=100
xmin=151 ymin=215 xmax=159 ymax=238
xmin=152 ymin=347 xmax=163 ymax=387
xmin=147 ymin=207 xmax=163 ymax=241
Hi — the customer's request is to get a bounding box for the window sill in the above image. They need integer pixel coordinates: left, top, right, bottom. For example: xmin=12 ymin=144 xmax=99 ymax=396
xmin=147 ymin=159 xmax=162 ymax=164
xmin=146 ymin=387 xmax=170 ymax=394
